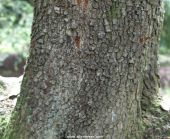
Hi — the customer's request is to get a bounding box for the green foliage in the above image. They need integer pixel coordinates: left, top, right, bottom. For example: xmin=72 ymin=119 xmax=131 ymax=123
xmin=0 ymin=115 xmax=10 ymax=139
xmin=0 ymin=80 xmax=6 ymax=94
xmin=160 ymin=1 xmax=170 ymax=54
xmin=0 ymin=0 xmax=33 ymax=58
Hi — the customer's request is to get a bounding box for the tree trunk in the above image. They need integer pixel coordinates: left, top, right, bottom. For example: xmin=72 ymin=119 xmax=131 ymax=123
xmin=141 ymin=0 xmax=164 ymax=110
xmin=4 ymin=0 xmax=164 ymax=139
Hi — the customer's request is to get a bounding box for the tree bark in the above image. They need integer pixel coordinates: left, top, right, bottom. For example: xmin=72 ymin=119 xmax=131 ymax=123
xmin=4 ymin=0 xmax=164 ymax=139
xmin=141 ymin=0 xmax=164 ymax=110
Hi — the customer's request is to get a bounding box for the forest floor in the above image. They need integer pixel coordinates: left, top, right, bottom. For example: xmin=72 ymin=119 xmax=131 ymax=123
xmin=0 ymin=76 xmax=22 ymax=136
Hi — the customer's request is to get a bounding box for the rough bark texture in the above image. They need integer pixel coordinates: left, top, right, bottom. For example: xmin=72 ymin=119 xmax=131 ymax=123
xmin=4 ymin=0 xmax=164 ymax=139
xmin=141 ymin=1 xmax=163 ymax=111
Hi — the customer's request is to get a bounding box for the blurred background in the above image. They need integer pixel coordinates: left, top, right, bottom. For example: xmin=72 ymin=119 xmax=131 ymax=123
xmin=0 ymin=0 xmax=32 ymax=77
xmin=0 ymin=0 xmax=170 ymax=94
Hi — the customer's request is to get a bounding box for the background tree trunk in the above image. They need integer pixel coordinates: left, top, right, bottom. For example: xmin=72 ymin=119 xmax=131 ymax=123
xmin=4 ymin=0 xmax=164 ymax=139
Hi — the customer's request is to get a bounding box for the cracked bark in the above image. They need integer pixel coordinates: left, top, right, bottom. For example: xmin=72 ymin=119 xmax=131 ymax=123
xmin=4 ymin=0 xmax=164 ymax=139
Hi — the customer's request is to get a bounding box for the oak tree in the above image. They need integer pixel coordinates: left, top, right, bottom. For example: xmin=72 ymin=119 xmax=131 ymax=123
xmin=4 ymin=0 xmax=165 ymax=139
